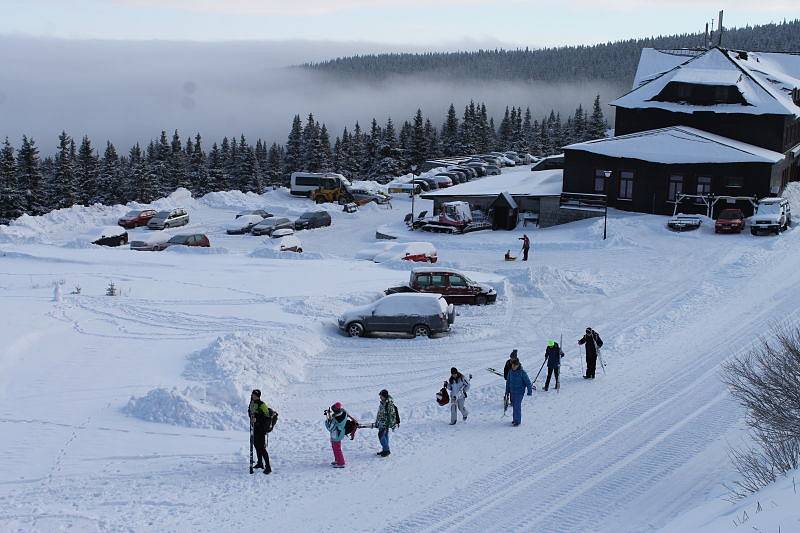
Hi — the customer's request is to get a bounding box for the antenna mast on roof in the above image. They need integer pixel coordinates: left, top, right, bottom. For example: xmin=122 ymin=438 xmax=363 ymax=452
xmin=704 ymin=22 xmax=709 ymax=50
xmin=717 ymin=10 xmax=724 ymax=47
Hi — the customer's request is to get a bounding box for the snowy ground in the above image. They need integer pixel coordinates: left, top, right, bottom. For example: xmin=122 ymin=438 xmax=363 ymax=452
xmin=2 ymin=166 xmax=800 ymax=532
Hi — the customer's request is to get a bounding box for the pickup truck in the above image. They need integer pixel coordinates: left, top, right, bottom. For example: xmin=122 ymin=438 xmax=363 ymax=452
xmin=385 ymin=267 xmax=497 ymax=305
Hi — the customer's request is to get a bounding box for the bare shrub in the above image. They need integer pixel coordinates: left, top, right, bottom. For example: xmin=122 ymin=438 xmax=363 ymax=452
xmin=721 ymin=323 xmax=800 ymax=498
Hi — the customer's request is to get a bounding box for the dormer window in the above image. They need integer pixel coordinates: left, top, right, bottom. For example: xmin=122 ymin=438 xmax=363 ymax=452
xmin=652 ymin=81 xmax=748 ymax=106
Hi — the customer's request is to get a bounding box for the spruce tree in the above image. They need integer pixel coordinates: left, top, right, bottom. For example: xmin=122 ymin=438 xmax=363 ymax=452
xmin=411 ymin=109 xmax=427 ymax=167
xmin=207 ymin=142 xmax=227 ymax=191
xmin=284 ymin=114 xmax=304 ymax=176
xmin=0 ymin=137 xmax=24 ymax=222
xmin=237 ymin=135 xmax=261 ymax=192
xmin=588 ymin=95 xmax=608 ymax=139
xmin=383 ymin=117 xmax=397 ymax=153
xmin=17 ymin=135 xmax=46 ymax=214
xmin=441 ymin=103 xmax=460 ymax=156
xmin=189 ymin=133 xmax=209 ymax=195
xmin=319 ymin=125 xmax=333 ymax=172
xmin=76 ymin=136 xmax=100 ymax=205
xmin=265 ymin=142 xmax=284 ymax=185
xmin=100 ymin=141 xmax=121 ymax=204
xmin=50 ymin=131 xmax=78 ymax=209
xmin=302 ymin=114 xmax=322 ymax=172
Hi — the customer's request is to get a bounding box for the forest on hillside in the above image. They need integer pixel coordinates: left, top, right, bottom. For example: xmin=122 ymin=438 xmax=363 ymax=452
xmin=302 ymin=19 xmax=800 ymax=86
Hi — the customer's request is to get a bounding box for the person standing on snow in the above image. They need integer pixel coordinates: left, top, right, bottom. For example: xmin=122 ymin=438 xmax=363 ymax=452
xmin=519 ymin=234 xmax=531 ymax=261
xmin=375 ymin=389 xmax=397 ymax=457
xmin=543 ymin=340 xmax=565 ymax=391
xmin=325 ymin=402 xmax=348 ymax=468
xmin=578 ymin=327 xmax=604 ymax=379
xmin=248 ymin=389 xmax=273 ymax=474
xmin=447 ymin=367 xmax=470 ymax=425
xmin=505 ymin=359 xmax=533 ymax=426
xmin=503 ymin=349 xmax=519 ymax=380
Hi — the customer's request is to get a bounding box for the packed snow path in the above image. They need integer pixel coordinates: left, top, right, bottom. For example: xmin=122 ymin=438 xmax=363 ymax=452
xmin=2 ymin=179 xmax=799 ymax=531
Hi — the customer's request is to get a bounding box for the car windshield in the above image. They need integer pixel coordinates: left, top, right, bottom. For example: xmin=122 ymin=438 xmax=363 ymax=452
xmin=719 ymin=210 xmax=741 ymax=220
xmin=167 ymin=235 xmax=191 ymax=244
xmin=153 ymin=211 xmax=170 ymax=218
xmin=256 ymin=219 xmax=277 ymax=227
xmin=756 ymin=203 xmax=782 ymax=215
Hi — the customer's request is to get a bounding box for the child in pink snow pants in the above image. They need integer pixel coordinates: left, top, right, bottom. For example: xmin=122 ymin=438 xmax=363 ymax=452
xmin=325 ymin=402 xmax=348 ymax=468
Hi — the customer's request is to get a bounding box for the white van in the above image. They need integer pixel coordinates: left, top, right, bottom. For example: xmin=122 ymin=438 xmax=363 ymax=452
xmin=290 ymin=172 xmax=351 ymax=197
xmin=751 ymin=197 xmax=791 ymax=235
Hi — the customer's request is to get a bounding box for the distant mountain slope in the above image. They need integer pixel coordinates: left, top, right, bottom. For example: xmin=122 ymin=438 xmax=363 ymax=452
xmin=302 ymin=19 xmax=800 ymax=86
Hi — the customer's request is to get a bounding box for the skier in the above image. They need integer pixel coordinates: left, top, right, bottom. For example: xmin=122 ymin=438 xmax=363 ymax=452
xmin=578 ymin=327 xmax=604 ymax=379
xmin=375 ymin=389 xmax=397 ymax=457
xmin=543 ymin=340 xmax=565 ymax=391
xmin=447 ymin=367 xmax=470 ymax=425
xmin=503 ymin=349 xmax=519 ymax=380
xmin=248 ymin=389 xmax=273 ymax=474
xmin=325 ymin=402 xmax=348 ymax=468
xmin=519 ymin=234 xmax=531 ymax=261
xmin=505 ymin=359 xmax=533 ymax=426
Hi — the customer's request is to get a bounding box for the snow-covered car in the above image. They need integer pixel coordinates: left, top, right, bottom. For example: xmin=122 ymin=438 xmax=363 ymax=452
xmin=131 ymin=233 xmax=210 ymax=251
xmin=338 ymin=293 xmax=455 ymax=338
xmin=356 ymin=241 xmax=437 ymax=263
xmin=667 ymin=215 xmax=702 ymax=232
xmin=484 ymin=165 xmax=501 ymax=175
xmin=273 ymin=235 xmax=303 ymax=253
xmin=236 ymin=209 xmax=272 ymax=219
xmin=349 ymin=188 xmax=391 ymax=205
xmin=271 ymin=227 xmax=295 ymax=238
xmin=90 ymin=226 xmax=129 ymax=247
xmin=714 ymin=208 xmax=746 ymax=233
xmin=251 ymin=217 xmax=293 ymax=236
xmin=385 ymin=267 xmax=497 ymax=305
xmin=750 ymin=197 xmax=791 ymax=235
xmin=225 ymin=215 xmax=263 ymax=235
xmin=117 ymin=209 xmax=156 ymax=229
xmin=432 ymin=175 xmax=453 ymax=188
xmin=294 ymin=210 xmax=332 ymax=230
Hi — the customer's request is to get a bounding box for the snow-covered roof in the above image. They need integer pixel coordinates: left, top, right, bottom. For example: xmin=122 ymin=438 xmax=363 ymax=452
xmin=564 ymin=126 xmax=785 ymax=165
xmin=421 ymin=168 xmax=563 ymax=198
xmin=616 ymin=47 xmax=800 ymax=118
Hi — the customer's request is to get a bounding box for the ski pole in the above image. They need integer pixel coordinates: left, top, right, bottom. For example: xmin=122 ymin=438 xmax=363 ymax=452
xmin=532 ymin=358 xmax=546 ymax=389
xmin=249 ymin=419 xmax=254 ymax=474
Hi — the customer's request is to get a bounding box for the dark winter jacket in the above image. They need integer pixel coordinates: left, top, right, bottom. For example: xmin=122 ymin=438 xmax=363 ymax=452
xmin=578 ymin=330 xmax=603 ymax=358
xmin=519 ymin=235 xmax=530 ymax=250
xmin=248 ymin=399 xmax=271 ymax=430
xmin=544 ymin=343 xmax=564 ymax=369
xmin=505 ymin=366 xmax=533 ymax=396
xmin=325 ymin=410 xmax=348 ymax=442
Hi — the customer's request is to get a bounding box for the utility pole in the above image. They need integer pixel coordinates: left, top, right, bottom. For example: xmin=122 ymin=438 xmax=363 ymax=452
xmin=410 ymin=164 xmax=418 ymax=230
xmin=717 ymin=10 xmax=724 ymax=47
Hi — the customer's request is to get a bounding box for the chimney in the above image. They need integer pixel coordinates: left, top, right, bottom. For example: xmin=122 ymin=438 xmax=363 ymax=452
xmin=737 ymin=51 xmax=748 ymax=61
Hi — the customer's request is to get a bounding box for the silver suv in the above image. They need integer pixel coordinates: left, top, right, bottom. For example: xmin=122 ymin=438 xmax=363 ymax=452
xmin=751 ymin=197 xmax=791 ymax=235
xmin=147 ymin=208 xmax=189 ymax=229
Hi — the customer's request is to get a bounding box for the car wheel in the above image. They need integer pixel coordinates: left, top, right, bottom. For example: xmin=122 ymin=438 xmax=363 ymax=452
xmin=347 ymin=322 xmax=365 ymax=337
xmin=412 ymin=324 xmax=431 ymax=337
xmin=475 ymin=295 xmax=487 ymax=306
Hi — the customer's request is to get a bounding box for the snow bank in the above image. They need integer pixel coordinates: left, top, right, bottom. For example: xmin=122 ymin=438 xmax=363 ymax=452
xmin=249 ymin=247 xmax=323 ymax=260
xmin=499 ymin=265 xmax=609 ymax=299
xmin=163 ymin=245 xmax=229 ymax=255
xmin=125 ymin=327 xmax=325 ymax=430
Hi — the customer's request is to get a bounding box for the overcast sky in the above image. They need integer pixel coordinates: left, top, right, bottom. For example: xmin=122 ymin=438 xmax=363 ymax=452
xmin=2 ymin=0 xmax=793 ymax=47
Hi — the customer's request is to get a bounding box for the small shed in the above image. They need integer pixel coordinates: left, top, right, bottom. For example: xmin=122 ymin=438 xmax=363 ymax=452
xmin=490 ymin=191 xmax=519 ymax=230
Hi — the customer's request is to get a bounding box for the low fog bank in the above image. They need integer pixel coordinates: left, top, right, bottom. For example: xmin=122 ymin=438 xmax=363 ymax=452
xmin=0 ymin=37 xmax=624 ymax=154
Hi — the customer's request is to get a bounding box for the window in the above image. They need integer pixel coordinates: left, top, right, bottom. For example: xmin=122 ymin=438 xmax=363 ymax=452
xmin=697 ymin=176 xmax=711 ymax=195
xmin=594 ymin=170 xmax=609 ymax=193
xmin=727 ymin=176 xmax=744 ymax=188
xmin=416 ymin=275 xmax=431 ymax=288
xmin=618 ymin=171 xmax=634 ymax=200
xmin=430 ymin=275 xmax=446 ymax=287
xmin=668 ymin=175 xmax=684 ymax=201
xmin=449 ymin=275 xmax=467 ymax=287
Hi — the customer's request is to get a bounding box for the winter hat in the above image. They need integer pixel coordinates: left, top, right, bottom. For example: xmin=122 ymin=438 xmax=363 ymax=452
xmin=251 ymin=389 xmax=261 ymax=397
xmin=586 ymin=327 xmax=592 ymax=333
xmin=450 ymin=367 xmax=458 ymax=374
xmin=510 ymin=349 xmax=518 ymax=359
xmin=379 ymin=389 xmax=389 ymax=398
xmin=547 ymin=340 xmax=556 ymax=347
xmin=331 ymin=402 xmax=343 ymax=412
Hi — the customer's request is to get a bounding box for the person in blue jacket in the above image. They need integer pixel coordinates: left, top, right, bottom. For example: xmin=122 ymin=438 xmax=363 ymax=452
xmin=505 ymin=359 xmax=533 ymax=426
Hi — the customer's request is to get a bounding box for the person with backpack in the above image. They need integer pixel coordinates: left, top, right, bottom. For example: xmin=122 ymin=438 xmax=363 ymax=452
xmin=505 ymin=359 xmax=533 ymax=426
xmin=446 ymin=367 xmax=470 ymax=425
xmin=324 ymin=402 xmax=348 ymax=468
xmin=375 ymin=389 xmax=398 ymax=457
xmin=543 ymin=340 xmax=565 ymax=391
xmin=578 ymin=327 xmax=604 ymax=379
xmin=503 ymin=349 xmax=519 ymax=380
xmin=248 ymin=389 xmax=274 ymax=474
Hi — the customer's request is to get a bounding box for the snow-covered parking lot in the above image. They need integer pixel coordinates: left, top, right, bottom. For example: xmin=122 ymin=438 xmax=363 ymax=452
xmin=2 ymin=171 xmax=800 ymax=532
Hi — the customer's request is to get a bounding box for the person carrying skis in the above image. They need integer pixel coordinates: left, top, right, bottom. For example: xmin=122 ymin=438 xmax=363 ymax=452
xmin=519 ymin=234 xmax=531 ymax=261
xmin=578 ymin=327 xmax=604 ymax=379
xmin=325 ymin=402 xmax=348 ymax=468
xmin=543 ymin=339 xmax=565 ymax=391
xmin=505 ymin=359 xmax=533 ymax=426
xmin=248 ymin=389 xmax=273 ymax=474
xmin=503 ymin=349 xmax=519 ymax=380
xmin=375 ymin=389 xmax=397 ymax=457
xmin=447 ymin=367 xmax=470 ymax=425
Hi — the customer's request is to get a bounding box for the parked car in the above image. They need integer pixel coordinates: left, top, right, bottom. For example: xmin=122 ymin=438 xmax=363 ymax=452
xmin=667 ymin=214 xmax=702 ymax=232
xmin=385 ymin=267 xmax=497 ymax=305
xmin=251 ymin=217 xmax=293 ymax=236
xmin=464 ymin=162 xmax=487 ymax=176
xmin=294 ymin=210 xmax=332 ymax=230
xmin=484 ymin=165 xmax=502 ymax=176
xmin=349 ymin=188 xmax=391 ymax=205
xmin=419 ymin=177 xmax=440 ymax=190
xmin=131 ymin=233 xmax=210 ymax=251
xmin=433 ymin=175 xmax=453 ymax=188
xmin=147 ymin=208 xmax=189 ymax=230
xmin=338 ymin=293 xmax=455 ymax=338
xmin=714 ymin=208 xmax=746 ymax=233
xmin=226 ymin=214 xmax=263 ymax=235
xmin=504 ymin=152 xmax=523 ymax=164
xmin=411 ymin=179 xmax=431 ymax=192
xmin=490 ymin=152 xmax=516 ymax=166
xmin=273 ymin=235 xmax=303 ymax=253
xmin=750 ymin=197 xmax=791 ymax=235
xmin=91 ymin=226 xmax=129 ymax=247
xmin=356 ymin=241 xmax=437 ymax=263
xmin=118 ymin=209 xmax=156 ymax=229
xmin=236 ymin=209 xmax=272 ymax=219
xmin=271 ymin=228 xmax=295 ymax=238
xmin=530 ymin=154 xmax=564 ymax=171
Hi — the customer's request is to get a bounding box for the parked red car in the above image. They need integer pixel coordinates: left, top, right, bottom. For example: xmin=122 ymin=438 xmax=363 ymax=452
xmin=118 ymin=209 xmax=157 ymax=229
xmin=715 ymin=208 xmax=746 ymax=233
xmin=385 ymin=267 xmax=497 ymax=305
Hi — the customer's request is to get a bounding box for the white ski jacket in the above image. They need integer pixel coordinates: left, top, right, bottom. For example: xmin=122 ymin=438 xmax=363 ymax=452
xmin=447 ymin=376 xmax=470 ymax=399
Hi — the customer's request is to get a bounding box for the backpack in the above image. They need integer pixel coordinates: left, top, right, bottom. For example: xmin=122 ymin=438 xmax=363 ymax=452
xmin=265 ymin=408 xmax=279 ymax=433
xmin=436 ymin=383 xmax=450 ymax=406
xmin=394 ymin=404 xmax=400 ymax=426
xmin=344 ymin=418 xmax=357 ymax=437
